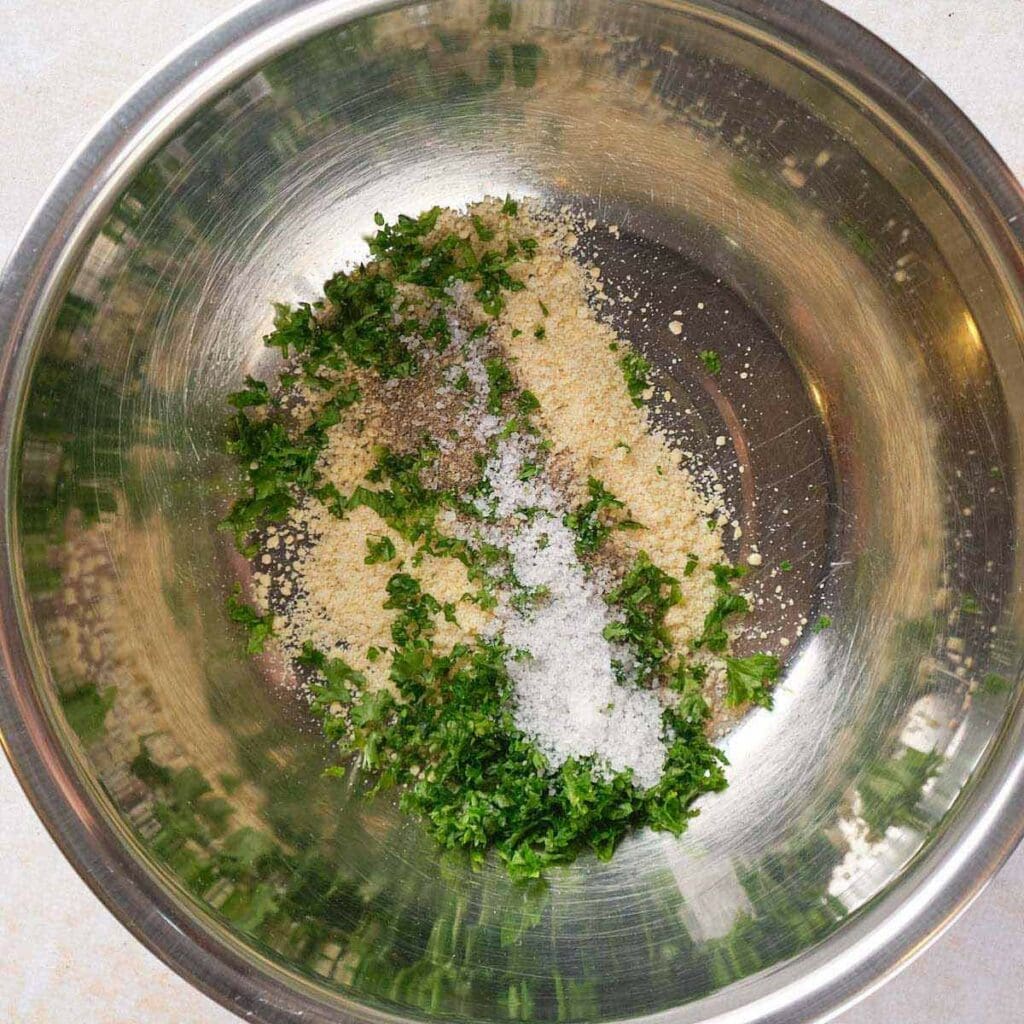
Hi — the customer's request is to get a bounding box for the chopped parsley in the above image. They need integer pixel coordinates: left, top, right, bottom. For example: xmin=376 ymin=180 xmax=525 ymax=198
xmin=620 ymin=350 xmax=652 ymax=406
xmin=220 ymin=204 xmax=782 ymax=879
xmin=365 ymin=535 xmax=397 ymax=564
xmin=226 ymin=375 xmax=271 ymax=409
xmin=298 ymin=642 xmax=366 ymax=715
xmin=295 ymin=573 xmax=727 ymax=879
xmin=812 ymin=614 xmax=832 ymax=633
xmin=348 ymin=446 xmax=455 ymax=548
xmin=484 ymin=357 xmax=516 ymax=414
xmin=603 ymin=552 xmax=680 ymax=680
xmin=516 ymin=389 xmax=541 ymax=416
xmin=724 ymin=654 xmax=780 ymax=708
xmin=563 ymin=477 xmax=641 ymax=555
xmin=510 ymin=583 xmax=551 ymax=612
xmin=471 ymin=214 xmax=495 ymax=241
xmin=711 ymin=562 xmax=747 ymax=588
xmin=694 ymin=567 xmax=750 ymax=655
xmin=698 ymin=349 xmax=721 ymax=374
xmin=518 ymin=237 xmax=539 ymax=259
xmin=220 ymin=411 xmax=326 ymax=554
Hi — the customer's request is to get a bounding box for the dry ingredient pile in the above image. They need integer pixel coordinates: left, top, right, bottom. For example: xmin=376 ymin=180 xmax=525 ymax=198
xmin=223 ymin=197 xmax=780 ymax=878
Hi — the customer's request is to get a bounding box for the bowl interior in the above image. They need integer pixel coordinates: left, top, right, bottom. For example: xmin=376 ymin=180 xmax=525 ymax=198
xmin=8 ymin=1 xmax=1024 ymax=1022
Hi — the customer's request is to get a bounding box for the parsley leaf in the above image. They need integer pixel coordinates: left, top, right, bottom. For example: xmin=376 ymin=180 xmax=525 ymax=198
xmin=564 ymin=477 xmax=641 ymax=555
xmin=604 ymin=551 xmax=680 ymax=679
xmin=471 ymin=214 xmax=495 ymax=241
xmin=226 ymin=376 xmax=271 ymax=409
xmin=365 ymin=535 xmax=397 ymax=564
xmin=220 ymin=412 xmax=324 ymax=554
xmin=724 ymin=653 xmax=780 ymax=708
xmin=695 ymin=592 xmax=749 ymax=653
xmin=620 ymin=351 xmax=652 ymax=406
xmin=698 ymin=349 xmax=721 ymax=374
xmin=484 ymin=357 xmax=515 ymax=414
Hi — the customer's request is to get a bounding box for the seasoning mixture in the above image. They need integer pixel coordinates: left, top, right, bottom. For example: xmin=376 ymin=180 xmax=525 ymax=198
xmin=223 ymin=197 xmax=780 ymax=878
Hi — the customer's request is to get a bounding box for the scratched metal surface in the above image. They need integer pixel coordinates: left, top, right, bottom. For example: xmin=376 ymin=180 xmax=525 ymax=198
xmin=1 ymin=2 xmax=1023 ymax=1024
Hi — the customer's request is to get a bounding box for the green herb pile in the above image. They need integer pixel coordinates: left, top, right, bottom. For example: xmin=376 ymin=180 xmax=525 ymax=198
xmin=222 ymin=201 xmax=781 ymax=878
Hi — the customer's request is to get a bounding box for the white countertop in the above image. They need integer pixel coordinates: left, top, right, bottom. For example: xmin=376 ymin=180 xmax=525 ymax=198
xmin=1 ymin=2 xmax=1022 ymax=1021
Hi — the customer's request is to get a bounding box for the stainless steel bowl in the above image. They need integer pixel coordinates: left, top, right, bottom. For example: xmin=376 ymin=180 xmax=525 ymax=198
xmin=2 ymin=2 xmax=1023 ymax=1022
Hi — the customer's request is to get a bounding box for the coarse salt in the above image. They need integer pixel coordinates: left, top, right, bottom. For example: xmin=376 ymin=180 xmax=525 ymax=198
xmin=478 ymin=436 xmax=668 ymax=788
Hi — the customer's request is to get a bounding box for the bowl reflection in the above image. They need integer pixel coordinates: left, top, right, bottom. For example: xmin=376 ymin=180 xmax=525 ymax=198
xmin=1 ymin=2 xmax=1023 ymax=1023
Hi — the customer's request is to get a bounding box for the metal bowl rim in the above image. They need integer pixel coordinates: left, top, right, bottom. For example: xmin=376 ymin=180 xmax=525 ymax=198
xmin=0 ymin=2 xmax=1022 ymax=1022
